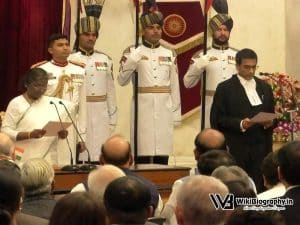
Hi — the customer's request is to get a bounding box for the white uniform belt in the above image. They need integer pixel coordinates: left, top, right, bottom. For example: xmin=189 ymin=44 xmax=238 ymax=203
xmin=205 ymin=90 xmax=215 ymax=97
xmin=86 ymin=95 xmax=107 ymax=102
xmin=138 ymin=86 xmax=171 ymax=93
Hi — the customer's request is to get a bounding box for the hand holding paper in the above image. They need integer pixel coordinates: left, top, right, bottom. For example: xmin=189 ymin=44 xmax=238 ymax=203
xmin=57 ymin=129 xmax=68 ymax=139
xmin=30 ymin=129 xmax=46 ymax=139
xmin=250 ymin=112 xmax=277 ymax=124
xmin=42 ymin=121 xmax=72 ymax=137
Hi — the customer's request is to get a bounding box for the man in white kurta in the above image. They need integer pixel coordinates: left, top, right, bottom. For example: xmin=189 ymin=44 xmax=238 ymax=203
xmin=184 ymin=14 xmax=237 ymax=128
xmin=118 ymin=10 xmax=181 ymax=164
xmin=33 ymin=34 xmax=86 ymax=165
xmin=69 ymin=15 xmax=117 ymax=162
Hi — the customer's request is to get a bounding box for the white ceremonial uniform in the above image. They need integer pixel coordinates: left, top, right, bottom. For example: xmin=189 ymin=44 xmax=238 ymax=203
xmin=36 ymin=60 xmax=87 ymax=165
xmin=69 ymin=50 xmax=117 ymax=161
xmin=118 ymin=43 xmax=181 ymax=156
xmin=184 ymin=46 xmax=237 ymax=128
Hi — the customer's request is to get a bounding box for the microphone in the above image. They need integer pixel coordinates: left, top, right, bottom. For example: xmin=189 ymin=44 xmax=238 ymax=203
xmin=259 ymin=72 xmax=272 ymax=76
xmin=59 ymin=101 xmax=96 ymax=171
xmin=50 ymin=101 xmax=79 ymax=171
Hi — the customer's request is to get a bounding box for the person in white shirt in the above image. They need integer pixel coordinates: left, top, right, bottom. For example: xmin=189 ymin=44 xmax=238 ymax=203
xmin=32 ymin=34 xmax=87 ymax=165
xmin=118 ymin=8 xmax=181 ymax=164
xmin=184 ymin=13 xmax=237 ymax=128
xmin=69 ymin=1 xmax=117 ymax=163
xmin=2 ymin=68 xmax=69 ymax=165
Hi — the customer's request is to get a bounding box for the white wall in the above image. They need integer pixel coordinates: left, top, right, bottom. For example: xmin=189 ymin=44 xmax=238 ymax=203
xmin=70 ymin=0 xmax=287 ymax=166
xmin=286 ymin=0 xmax=300 ymax=78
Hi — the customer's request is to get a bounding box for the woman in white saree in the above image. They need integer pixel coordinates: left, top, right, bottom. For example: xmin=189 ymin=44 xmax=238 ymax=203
xmin=2 ymin=68 xmax=71 ymax=165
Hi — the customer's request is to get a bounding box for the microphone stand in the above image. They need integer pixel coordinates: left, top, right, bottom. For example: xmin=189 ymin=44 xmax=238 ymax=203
xmin=59 ymin=101 xmax=96 ymax=171
xmin=50 ymin=101 xmax=79 ymax=171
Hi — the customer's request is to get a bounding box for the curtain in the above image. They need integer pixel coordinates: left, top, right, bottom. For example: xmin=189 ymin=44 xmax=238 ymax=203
xmin=0 ymin=0 xmax=63 ymax=110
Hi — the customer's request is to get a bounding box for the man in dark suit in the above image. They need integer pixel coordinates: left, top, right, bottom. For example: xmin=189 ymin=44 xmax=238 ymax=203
xmin=210 ymin=48 xmax=275 ymax=192
xmin=100 ymin=135 xmax=161 ymax=215
xmin=278 ymin=141 xmax=300 ymax=225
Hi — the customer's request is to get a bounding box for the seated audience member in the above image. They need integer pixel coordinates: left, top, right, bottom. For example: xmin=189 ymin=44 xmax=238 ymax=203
xmin=0 ymin=159 xmax=21 ymax=177
xmin=224 ymin=180 xmax=256 ymax=199
xmin=161 ymin=148 xmax=235 ymax=225
xmin=257 ymin=151 xmax=285 ymax=199
xmin=49 ymin=192 xmax=107 ymax=225
xmin=0 ymin=132 xmax=15 ymax=161
xmin=0 ymin=159 xmax=48 ymax=225
xmin=88 ymin=164 xmax=126 ymax=201
xmin=175 ymin=175 xmax=229 ymax=225
xmin=197 ymin=149 xmax=236 ymax=175
xmin=71 ymin=164 xmax=125 ymax=192
xmin=212 ymin=165 xmax=257 ymax=194
xmin=21 ymin=158 xmax=56 ymax=219
xmin=277 ymin=141 xmax=300 ymax=225
xmin=71 ymin=135 xmax=162 ymax=216
xmin=0 ymin=170 xmax=23 ymax=225
xmin=104 ymin=176 xmax=154 ymax=225
xmin=100 ymin=135 xmax=162 ymax=215
xmin=192 ymin=129 xmax=226 ymax=172
xmin=222 ymin=180 xmax=256 ymax=221
xmin=225 ymin=207 xmax=285 ymax=225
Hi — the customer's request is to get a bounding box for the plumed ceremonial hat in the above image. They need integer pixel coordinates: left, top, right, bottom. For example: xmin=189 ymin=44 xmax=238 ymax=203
xmin=208 ymin=13 xmax=233 ymax=34
xmin=75 ymin=0 xmax=105 ymax=34
xmin=140 ymin=0 xmax=164 ymax=29
xmin=77 ymin=16 xmax=101 ymax=34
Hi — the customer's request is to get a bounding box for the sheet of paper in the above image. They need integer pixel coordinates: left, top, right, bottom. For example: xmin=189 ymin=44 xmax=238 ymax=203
xmin=42 ymin=121 xmax=72 ymax=136
xmin=250 ymin=112 xmax=277 ymax=123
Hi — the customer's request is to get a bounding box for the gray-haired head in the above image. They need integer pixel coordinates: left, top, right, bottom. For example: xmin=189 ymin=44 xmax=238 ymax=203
xmin=21 ymin=158 xmax=54 ymax=197
xmin=176 ymin=175 xmax=228 ymax=225
xmin=87 ymin=164 xmax=125 ymax=202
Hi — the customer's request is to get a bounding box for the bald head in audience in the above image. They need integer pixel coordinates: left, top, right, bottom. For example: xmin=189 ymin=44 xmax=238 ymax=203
xmin=175 ymin=175 xmax=229 ymax=225
xmin=0 ymin=132 xmax=15 ymax=160
xmin=100 ymin=135 xmax=133 ymax=167
xmin=88 ymin=164 xmax=126 ymax=202
xmin=194 ymin=128 xmax=226 ymax=161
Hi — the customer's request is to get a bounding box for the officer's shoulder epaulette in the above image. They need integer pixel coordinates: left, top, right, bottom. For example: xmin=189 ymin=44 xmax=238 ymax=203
xmin=69 ymin=60 xmax=85 ymax=68
xmin=30 ymin=60 xmax=48 ymax=69
xmin=94 ymin=50 xmax=112 ymax=60
xmin=123 ymin=44 xmax=136 ymax=54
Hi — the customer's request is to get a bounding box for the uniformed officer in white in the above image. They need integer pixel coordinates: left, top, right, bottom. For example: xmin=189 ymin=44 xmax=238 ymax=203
xmin=69 ymin=4 xmax=117 ymax=162
xmin=118 ymin=9 xmax=181 ymax=165
xmin=184 ymin=14 xmax=237 ymax=128
xmin=32 ymin=33 xmax=87 ymax=166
